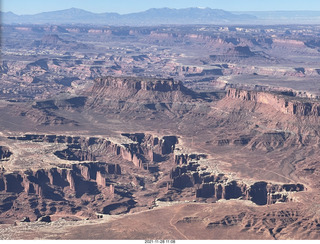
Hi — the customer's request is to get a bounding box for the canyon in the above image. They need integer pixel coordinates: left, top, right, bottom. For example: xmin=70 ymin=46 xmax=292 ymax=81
xmin=1 ymin=22 xmax=320 ymax=240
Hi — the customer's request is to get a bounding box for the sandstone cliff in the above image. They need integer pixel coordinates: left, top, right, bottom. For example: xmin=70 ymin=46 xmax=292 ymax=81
xmin=9 ymin=133 xmax=178 ymax=172
xmin=0 ymin=162 xmax=119 ymax=196
xmin=93 ymin=76 xmax=183 ymax=93
xmin=0 ymin=162 xmax=122 ymax=222
xmin=0 ymin=132 xmax=180 ymax=223
xmin=88 ymin=76 xmax=198 ymax=105
xmin=0 ymin=131 xmax=308 ymax=224
xmin=226 ymin=88 xmax=320 ymax=116
xmin=170 ymin=153 xmax=304 ymax=205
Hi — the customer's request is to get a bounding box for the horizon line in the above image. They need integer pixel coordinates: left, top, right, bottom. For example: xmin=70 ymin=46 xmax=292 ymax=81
xmin=3 ymin=7 xmax=320 ymax=16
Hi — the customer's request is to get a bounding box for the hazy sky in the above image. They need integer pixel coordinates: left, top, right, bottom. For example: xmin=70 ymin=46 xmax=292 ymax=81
xmin=2 ymin=0 xmax=320 ymax=15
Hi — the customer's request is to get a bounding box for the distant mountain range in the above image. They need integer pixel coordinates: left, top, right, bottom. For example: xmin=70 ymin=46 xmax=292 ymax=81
xmin=1 ymin=7 xmax=320 ymax=25
xmin=1 ymin=7 xmax=256 ymax=25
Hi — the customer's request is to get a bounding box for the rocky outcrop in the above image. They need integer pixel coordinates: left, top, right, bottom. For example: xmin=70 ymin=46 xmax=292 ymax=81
xmin=16 ymin=96 xmax=87 ymax=126
xmin=0 ymin=162 xmax=122 ymax=222
xmin=120 ymin=133 xmax=178 ymax=168
xmin=19 ymin=107 xmax=79 ymax=126
xmin=9 ymin=133 xmax=178 ymax=171
xmin=206 ymin=209 xmax=301 ymax=238
xmin=185 ymin=68 xmax=223 ymax=77
xmin=227 ymin=46 xmax=256 ymax=57
xmin=87 ymin=76 xmax=200 ymax=107
xmin=0 ymin=146 xmax=12 ymax=160
xmin=101 ymin=199 xmax=136 ymax=215
xmin=93 ymin=76 xmax=184 ymax=93
xmin=169 ymin=159 xmax=304 ymax=205
xmin=40 ymin=34 xmax=63 ymax=46
xmin=3 ymin=132 xmax=306 ymax=222
xmin=250 ymin=132 xmax=290 ymax=152
xmin=0 ymin=162 xmax=120 ymax=196
xmin=32 ymin=97 xmax=87 ymax=110
xmin=175 ymin=153 xmax=207 ymax=165
xmin=226 ymin=88 xmax=320 ymax=117
xmin=121 ymin=133 xmax=177 ymax=154
xmin=1 ymin=132 xmax=180 ymax=223
xmin=37 ymin=215 xmax=51 ymax=222
xmin=84 ymin=76 xmax=201 ymax=117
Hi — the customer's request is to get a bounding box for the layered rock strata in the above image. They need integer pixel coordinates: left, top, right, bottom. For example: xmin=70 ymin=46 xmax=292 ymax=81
xmin=0 ymin=132 xmax=306 ymax=223
xmin=0 ymin=132 xmax=179 ymax=222
xmin=227 ymin=88 xmax=320 ymax=116
xmin=8 ymin=133 xmax=178 ymax=170
xmin=0 ymin=162 xmax=123 ymax=223
xmin=93 ymin=76 xmax=183 ymax=92
xmin=0 ymin=162 xmax=119 ymax=197
xmin=171 ymin=153 xmax=304 ymax=205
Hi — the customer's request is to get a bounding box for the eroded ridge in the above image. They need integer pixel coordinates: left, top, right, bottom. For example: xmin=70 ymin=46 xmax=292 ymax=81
xmin=9 ymin=133 xmax=177 ymax=170
xmin=227 ymin=88 xmax=320 ymax=116
xmin=0 ymin=132 xmax=306 ymax=225
xmin=0 ymin=162 xmax=125 ymax=223
xmin=0 ymin=133 xmax=178 ymax=223
xmin=169 ymin=153 xmax=304 ymax=205
xmin=93 ymin=76 xmax=183 ymax=92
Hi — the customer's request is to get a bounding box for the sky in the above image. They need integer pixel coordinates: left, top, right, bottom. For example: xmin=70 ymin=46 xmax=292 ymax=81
xmin=2 ymin=0 xmax=320 ymax=15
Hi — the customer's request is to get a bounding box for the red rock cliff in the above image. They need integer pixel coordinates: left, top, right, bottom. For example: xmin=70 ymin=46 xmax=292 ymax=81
xmin=227 ymin=88 xmax=320 ymax=116
xmin=93 ymin=76 xmax=183 ymax=93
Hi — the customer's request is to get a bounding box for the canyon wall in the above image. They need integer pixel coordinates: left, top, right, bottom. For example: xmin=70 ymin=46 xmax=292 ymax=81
xmin=227 ymin=88 xmax=320 ymax=116
xmin=0 ymin=162 xmax=119 ymax=197
xmin=0 ymin=162 xmax=123 ymax=222
xmin=86 ymin=76 xmax=197 ymax=111
xmin=9 ymin=133 xmax=178 ymax=171
xmin=171 ymin=153 xmax=304 ymax=205
xmin=93 ymin=76 xmax=184 ymax=94
xmin=175 ymin=153 xmax=207 ymax=165
xmin=0 ymin=132 xmax=180 ymax=222
xmin=0 ymin=132 xmax=307 ymax=223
